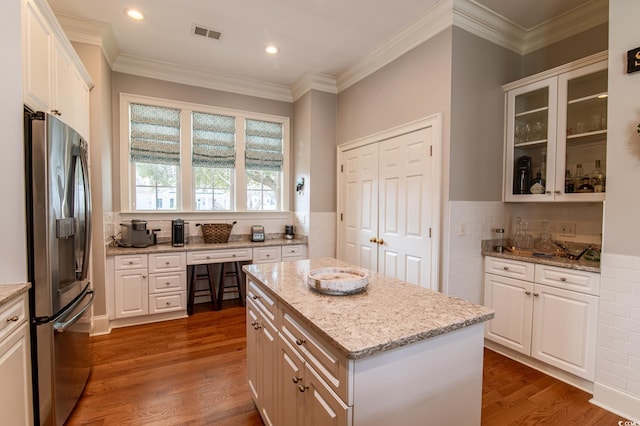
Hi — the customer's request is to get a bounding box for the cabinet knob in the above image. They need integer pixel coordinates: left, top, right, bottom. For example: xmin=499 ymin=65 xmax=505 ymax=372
xmin=252 ymin=295 xmax=260 ymax=300
xmin=545 ymin=191 xmax=551 ymax=194
xmin=533 ymin=293 xmax=539 ymax=297
xmin=295 ymin=338 xmax=306 ymax=346
xmin=165 ymin=282 xmax=171 ymax=286
xmin=560 ymin=277 xmax=567 ymax=282
xmin=254 ymin=323 xmax=262 ymax=330
xmin=525 ymin=291 xmax=531 ymax=296
xmin=128 ymin=261 xmax=134 ymax=265
xmin=266 ymin=254 xmax=270 ymax=257
xmin=142 ymin=275 xmax=147 ymax=279
xmin=232 ymin=254 xmax=237 ymax=257
xmin=6 ymin=315 xmax=19 ymax=322
xmin=166 ymin=261 xmax=170 ymax=265
xmin=503 ymin=266 xmax=509 ymax=271
xmin=298 ymin=384 xmax=309 ymax=393
xmin=206 ymin=256 xmax=211 ymax=259
xmin=251 ymin=321 xmax=259 ymax=327
xmin=292 ymin=376 xmax=301 ymax=384
xmin=166 ymin=302 xmax=171 ymax=306
xmin=554 ymin=190 xmax=561 ymax=194
xmin=51 ymin=109 xmax=61 ymax=116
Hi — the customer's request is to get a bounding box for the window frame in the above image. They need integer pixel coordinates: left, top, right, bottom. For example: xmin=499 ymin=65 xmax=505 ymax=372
xmin=119 ymin=93 xmax=290 ymax=213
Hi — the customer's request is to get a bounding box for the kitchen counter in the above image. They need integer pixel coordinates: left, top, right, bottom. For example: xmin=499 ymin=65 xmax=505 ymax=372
xmin=243 ymin=257 xmax=494 ymax=360
xmin=0 ymin=283 xmax=31 ymax=307
xmin=106 ymin=236 xmax=307 ymax=256
xmin=481 ymin=240 xmax=600 ymax=273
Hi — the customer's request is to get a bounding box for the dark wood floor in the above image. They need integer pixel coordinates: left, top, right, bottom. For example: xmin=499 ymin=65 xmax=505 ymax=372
xmin=67 ymin=302 xmax=625 ymax=425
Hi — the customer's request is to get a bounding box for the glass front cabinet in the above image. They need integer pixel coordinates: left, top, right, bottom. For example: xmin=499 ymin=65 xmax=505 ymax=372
xmin=503 ymin=53 xmax=607 ymax=202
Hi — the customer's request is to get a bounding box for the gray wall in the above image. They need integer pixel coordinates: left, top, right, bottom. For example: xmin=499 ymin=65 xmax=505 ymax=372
xmin=111 ymin=72 xmax=294 ymax=212
xmin=73 ymin=42 xmax=113 ymax=317
xmin=337 ymin=29 xmax=453 ymax=146
xmin=309 ymin=90 xmax=337 ymax=212
xmin=522 ymin=23 xmax=609 ymax=77
xmin=293 ymin=91 xmax=311 ymax=214
xmin=449 ymin=27 xmax=521 ymax=201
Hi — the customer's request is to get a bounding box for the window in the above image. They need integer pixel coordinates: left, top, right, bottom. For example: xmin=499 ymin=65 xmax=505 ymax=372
xmin=121 ymin=94 xmax=289 ymax=212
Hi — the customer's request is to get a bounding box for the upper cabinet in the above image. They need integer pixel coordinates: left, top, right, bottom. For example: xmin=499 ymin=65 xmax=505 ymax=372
xmin=22 ymin=0 xmax=93 ymax=139
xmin=503 ymin=53 xmax=607 ymax=202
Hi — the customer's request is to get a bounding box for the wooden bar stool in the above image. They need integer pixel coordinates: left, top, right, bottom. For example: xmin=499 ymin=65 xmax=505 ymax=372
xmin=217 ymin=261 xmax=245 ymax=309
xmin=187 ymin=264 xmax=217 ymax=315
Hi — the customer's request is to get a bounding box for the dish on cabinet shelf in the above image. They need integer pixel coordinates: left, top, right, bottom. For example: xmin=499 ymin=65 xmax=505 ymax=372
xmin=307 ymin=267 xmax=369 ymax=295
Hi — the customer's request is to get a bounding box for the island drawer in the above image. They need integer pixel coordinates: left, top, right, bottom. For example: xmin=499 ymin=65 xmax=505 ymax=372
xmin=247 ymin=279 xmax=277 ymax=324
xmin=485 ymin=256 xmax=534 ymax=281
xmin=148 ymin=252 xmax=186 ymax=273
xmin=114 ymin=254 xmax=148 ymax=270
xmin=252 ymin=246 xmax=282 ymax=264
xmin=534 ymin=264 xmax=600 ymax=295
xmin=187 ymin=248 xmax=252 ymax=265
xmin=280 ymin=308 xmax=349 ymax=402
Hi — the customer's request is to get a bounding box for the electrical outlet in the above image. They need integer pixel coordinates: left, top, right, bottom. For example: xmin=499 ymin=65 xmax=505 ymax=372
xmin=559 ymin=222 xmax=576 ymax=237
xmin=458 ymin=222 xmax=466 ymax=236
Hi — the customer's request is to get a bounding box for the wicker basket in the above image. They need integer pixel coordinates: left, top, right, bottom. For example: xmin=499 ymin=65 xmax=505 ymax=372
xmin=196 ymin=221 xmax=236 ymax=243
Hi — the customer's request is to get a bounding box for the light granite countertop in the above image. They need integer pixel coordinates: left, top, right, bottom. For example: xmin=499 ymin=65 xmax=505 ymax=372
xmin=242 ymin=257 xmax=495 ymax=360
xmin=481 ymin=240 xmax=600 ymax=273
xmin=0 ymin=283 xmax=31 ymax=308
xmin=106 ymin=236 xmax=307 ymax=256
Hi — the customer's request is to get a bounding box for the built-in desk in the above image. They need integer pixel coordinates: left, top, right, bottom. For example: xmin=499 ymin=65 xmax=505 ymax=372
xmin=104 ymin=239 xmax=307 ymax=331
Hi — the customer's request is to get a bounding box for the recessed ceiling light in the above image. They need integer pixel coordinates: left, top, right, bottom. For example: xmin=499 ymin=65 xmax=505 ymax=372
xmin=265 ymin=45 xmax=279 ymax=55
xmin=126 ymin=9 xmax=145 ymax=21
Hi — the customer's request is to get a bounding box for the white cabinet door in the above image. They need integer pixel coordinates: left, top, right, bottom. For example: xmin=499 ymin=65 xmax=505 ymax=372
xmin=52 ymin=40 xmax=74 ymax=124
xmin=278 ymin=335 xmax=305 ymax=426
xmin=23 ymin=0 xmax=52 ymax=111
xmin=0 ymin=321 xmax=33 ymax=426
xmin=341 ymin=143 xmax=379 ymax=271
xmin=304 ymin=363 xmax=351 ymax=426
xmin=483 ymin=273 xmax=533 ymax=355
xmin=247 ymin=302 xmax=260 ymax=402
xmin=531 ymin=283 xmax=599 ymax=380
xmin=114 ymin=269 xmax=149 ymax=318
xmin=378 ymin=130 xmax=432 ymax=287
xmin=71 ymin=67 xmax=90 ymax=138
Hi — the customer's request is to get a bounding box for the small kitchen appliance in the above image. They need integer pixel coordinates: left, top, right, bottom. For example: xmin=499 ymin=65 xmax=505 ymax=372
xmin=172 ymin=219 xmax=185 ymax=246
xmin=285 ymin=225 xmax=294 ymax=239
xmin=251 ymin=225 xmax=265 ymax=242
xmin=120 ymin=221 xmax=156 ymax=248
xmin=513 ymin=155 xmax=532 ymax=194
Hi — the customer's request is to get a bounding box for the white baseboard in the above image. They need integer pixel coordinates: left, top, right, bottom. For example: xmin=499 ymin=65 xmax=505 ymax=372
xmin=591 ymin=382 xmax=640 ymax=423
xmin=90 ymin=315 xmax=112 ymax=336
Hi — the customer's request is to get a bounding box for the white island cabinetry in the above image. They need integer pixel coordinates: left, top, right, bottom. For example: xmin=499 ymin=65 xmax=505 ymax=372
xmin=244 ymin=258 xmax=493 ymax=426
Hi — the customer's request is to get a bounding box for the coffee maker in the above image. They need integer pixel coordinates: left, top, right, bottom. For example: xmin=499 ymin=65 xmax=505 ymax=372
xmin=119 ymin=220 xmax=156 ymax=248
xmin=172 ymin=219 xmax=185 ymax=247
xmin=513 ymin=155 xmax=532 ymax=194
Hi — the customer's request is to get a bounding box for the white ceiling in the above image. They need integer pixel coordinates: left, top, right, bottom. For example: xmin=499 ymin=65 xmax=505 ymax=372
xmin=47 ymin=0 xmax=598 ymax=89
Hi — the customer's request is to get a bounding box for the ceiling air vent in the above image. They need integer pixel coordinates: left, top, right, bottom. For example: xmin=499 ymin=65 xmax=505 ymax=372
xmin=192 ymin=24 xmax=222 ymax=41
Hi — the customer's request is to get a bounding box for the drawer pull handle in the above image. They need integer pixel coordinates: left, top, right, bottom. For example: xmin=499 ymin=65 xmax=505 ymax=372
xmin=166 ymin=282 xmax=171 ymax=286
xmin=295 ymin=338 xmax=306 ymax=346
xmin=298 ymin=384 xmax=309 ymax=393
xmin=560 ymin=277 xmax=567 ymax=282
xmin=232 ymin=254 xmax=237 ymax=257
xmin=129 ymin=261 xmax=134 ymax=265
xmin=266 ymin=254 xmax=270 ymax=257
xmin=503 ymin=266 xmax=509 ymax=271
xmin=525 ymin=291 xmax=531 ymax=296
xmin=142 ymin=275 xmax=147 ymax=279
xmin=292 ymin=376 xmax=301 ymax=384
xmin=206 ymin=256 xmax=211 ymax=259
xmin=251 ymin=321 xmax=259 ymax=327
xmin=6 ymin=315 xmax=19 ymax=322
xmin=533 ymin=293 xmax=539 ymax=297
xmin=252 ymin=295 xmax=260 ymax=300
xmin=165 ymin=261 xmax=170 ymax=265
xmin=166 ymin=302 xmax=171 ymax=306
xmin=254 ymin=323 xmax=262 ymax=330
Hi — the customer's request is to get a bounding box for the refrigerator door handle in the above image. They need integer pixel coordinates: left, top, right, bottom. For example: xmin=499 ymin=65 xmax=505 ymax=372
xmin=54 ymin=289 xmax=94 ymax=333
xmin=72 ymin=142 xmax=92 ymax=281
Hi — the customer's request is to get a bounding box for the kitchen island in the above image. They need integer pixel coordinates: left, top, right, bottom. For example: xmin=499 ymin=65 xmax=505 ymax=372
xmin=243 ymin=258 xmax=494 ymax=426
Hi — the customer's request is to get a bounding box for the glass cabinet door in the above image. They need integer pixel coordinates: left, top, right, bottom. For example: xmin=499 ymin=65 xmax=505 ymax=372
xmin=504 ymin=77 xmax=558 ymax=201
xmin=555 ymin=61 xmax=607 ymax=201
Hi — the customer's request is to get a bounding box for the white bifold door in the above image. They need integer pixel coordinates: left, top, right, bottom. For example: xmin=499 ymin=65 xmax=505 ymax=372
xmin=339 ymin=125 xmax=437 ymax=290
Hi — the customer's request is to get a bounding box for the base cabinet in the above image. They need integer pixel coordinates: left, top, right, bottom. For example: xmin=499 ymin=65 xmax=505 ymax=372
xmin=0 ymin=294 xmax=33 ymax=426
xmin=484 ymin=256 xmax=599 ymax=381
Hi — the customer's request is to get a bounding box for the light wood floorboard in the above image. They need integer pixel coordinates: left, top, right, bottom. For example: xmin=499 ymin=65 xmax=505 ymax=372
xmin=67 ymin=303 xmax=627 ymax=425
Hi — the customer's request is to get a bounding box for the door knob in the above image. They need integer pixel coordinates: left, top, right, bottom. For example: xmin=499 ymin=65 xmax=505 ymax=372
xmin=377 ymin=238 xmax=384 ymax=245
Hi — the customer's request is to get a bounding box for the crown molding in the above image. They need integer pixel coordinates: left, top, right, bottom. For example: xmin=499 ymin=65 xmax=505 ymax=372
xmin=56 ymin=14 xmax=119 ymax=68
xmin=336 ymin=0 xmax=454 ymax=92
xmin=291 ymin=72 xmax=337 ymax=101
xmin=522 ymin=0 xmax=608 ymax=55
xmin=113 ymin=54 xmax=293 ymax=102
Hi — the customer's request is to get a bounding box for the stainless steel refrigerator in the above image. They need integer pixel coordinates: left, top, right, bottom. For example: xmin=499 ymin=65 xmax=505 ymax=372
xmin=25 ymin=110 xmax=94 ymax=425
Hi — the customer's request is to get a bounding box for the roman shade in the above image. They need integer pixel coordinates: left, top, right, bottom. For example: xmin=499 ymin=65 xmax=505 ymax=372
xmin=130 ymin=103 xmax=181 ymax=166
xmin=245 ymin=119 xmax=283 ymax=171
xmin=192 ymin=112 xmax=236 ymax=168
